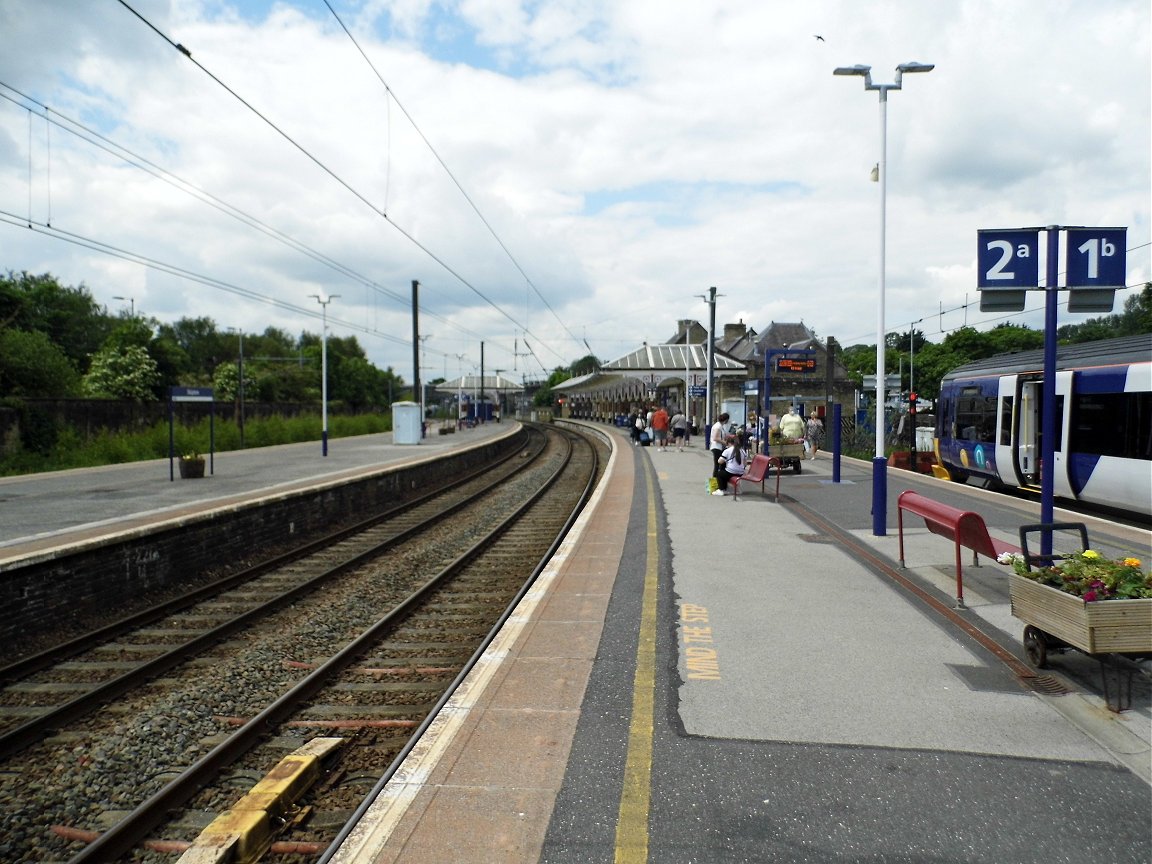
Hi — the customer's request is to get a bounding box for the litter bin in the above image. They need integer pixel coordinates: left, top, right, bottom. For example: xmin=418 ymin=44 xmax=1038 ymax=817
xmin=393 ymin=401 xmax=422 ymax=445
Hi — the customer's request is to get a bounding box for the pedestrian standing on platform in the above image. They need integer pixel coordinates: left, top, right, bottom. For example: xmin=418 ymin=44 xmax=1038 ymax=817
xmin=630 ymin=410 xmax=644 ymax=446
xmin=670 ymin=409 xmax=688 ymax=452
xmin=650 ymin=405 xmax=670 ymax=451
xmin=709 ymin=412 xmax=730 ymax=477
xmin=746 ymin=411 xmax=762 ymax=454
xmin=805 ymin=412 xmax=825 ymax=460
xmin=713 ymin=435 xmax=747 ymax=495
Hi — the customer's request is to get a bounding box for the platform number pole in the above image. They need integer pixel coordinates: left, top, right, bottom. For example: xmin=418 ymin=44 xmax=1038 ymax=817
xmin=1040 ymin=228 xmax=1059 ymax=556
xmin=978 ymin=225 xmax=1124 ymax=559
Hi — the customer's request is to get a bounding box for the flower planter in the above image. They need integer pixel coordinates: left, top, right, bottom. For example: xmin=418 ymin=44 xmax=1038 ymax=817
xmin=178 ymin=458 xmax=206 ymax=479
xmin=1008 ymin=572 xmax=1152 ymax=655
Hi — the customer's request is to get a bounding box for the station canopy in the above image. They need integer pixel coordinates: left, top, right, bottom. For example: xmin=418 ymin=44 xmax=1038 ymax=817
xmin=552 ymin=343 xmax=746 ymax=397
xmin=434 ymin=374 xmax=523 ymax=395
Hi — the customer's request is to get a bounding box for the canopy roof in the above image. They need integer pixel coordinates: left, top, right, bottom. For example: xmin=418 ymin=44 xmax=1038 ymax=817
xmin=603 ymin=343 xmax=744 ymax=373
xmin=435 ymin=374 xmax=523 ymax=393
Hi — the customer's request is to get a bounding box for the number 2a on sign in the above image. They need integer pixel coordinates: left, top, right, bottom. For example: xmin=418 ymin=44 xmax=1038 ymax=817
xmin=977 ymin=229 xmax=1040 ymax=287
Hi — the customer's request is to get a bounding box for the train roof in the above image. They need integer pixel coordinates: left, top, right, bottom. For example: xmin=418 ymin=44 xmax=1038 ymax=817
xmin=941 ymin=333 xmax=1152 ymax=381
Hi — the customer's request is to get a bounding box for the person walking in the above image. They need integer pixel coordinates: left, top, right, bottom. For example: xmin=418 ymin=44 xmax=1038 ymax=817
xmin=805 ymin=412 xmax=825 ymax=460
xmin=779 ymin=405 xmax=804 ymax=441
xmin=670 ymin=408 xmax=688 ymax=452
xmin=713 ymin=434 xmax=747 ymax=495
xmin=630 ymin=410 xmax=644 ymax=446
xmin=650 ymin=405 xmax=670 ymax=451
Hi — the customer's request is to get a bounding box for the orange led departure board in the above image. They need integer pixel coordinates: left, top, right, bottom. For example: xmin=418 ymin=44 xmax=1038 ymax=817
xmin=776 ymin=357 xmax=817 ymax=373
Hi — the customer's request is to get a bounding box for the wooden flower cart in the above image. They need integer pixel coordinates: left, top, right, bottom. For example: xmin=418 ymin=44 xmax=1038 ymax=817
xmin=1010 ymin=523 xmax=1152 ymax=711
xmin=764 ymin=439 xmax=805 ymax=474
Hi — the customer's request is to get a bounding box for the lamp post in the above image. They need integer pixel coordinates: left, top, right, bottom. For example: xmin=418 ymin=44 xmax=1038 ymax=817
xmin=309 ymin=293 xmax=340 ymax=456
xmin=113 ymin=295 xmax=135 ymax=317
xmin=834 ymin=60 xmax=933 ymax=536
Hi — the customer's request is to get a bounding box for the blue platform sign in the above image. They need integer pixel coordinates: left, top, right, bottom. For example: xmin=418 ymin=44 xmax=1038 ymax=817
xmin=1064 ymin=227 xmax=1126 ymax=287
xmin=976 ymin=228 xmax=1040 ymax=287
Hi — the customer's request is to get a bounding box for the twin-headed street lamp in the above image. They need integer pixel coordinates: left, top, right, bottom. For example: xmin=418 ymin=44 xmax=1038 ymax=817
xmin=834 ymin=60 xmax=933 ymax=536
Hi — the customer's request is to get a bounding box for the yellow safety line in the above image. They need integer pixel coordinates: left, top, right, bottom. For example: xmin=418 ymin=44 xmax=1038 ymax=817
xmin=614 ymin=463 xmax=659 ymax=863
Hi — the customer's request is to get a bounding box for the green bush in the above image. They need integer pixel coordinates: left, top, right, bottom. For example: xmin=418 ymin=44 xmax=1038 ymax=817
xmin=0 ymin=410 xmax=393 ymax=477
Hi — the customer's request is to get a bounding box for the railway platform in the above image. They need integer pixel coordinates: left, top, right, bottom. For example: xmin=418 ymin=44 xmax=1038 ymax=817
xmin=330 ymin=420 xmax=1150 ymax=864
xmin=0 ymin=422 xmax=513 ymax=563
xmin=2 ymin=419 xmax=1149 ymax=862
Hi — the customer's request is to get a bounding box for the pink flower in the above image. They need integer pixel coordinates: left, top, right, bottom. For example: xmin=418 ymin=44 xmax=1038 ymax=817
xmin=1083 ymin=590 xmax=1097 ymax=602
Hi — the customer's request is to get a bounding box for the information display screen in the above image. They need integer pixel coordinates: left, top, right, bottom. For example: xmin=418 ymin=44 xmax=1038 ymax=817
xmin=776 ymin=357 xmax=817 ymax=373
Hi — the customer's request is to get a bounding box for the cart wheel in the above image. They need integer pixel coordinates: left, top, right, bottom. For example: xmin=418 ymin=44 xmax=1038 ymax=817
xmin=793 ymin=460 xmax=802 ymax=475
xmin=1023 ymin=626 xmax=1049 ymax=669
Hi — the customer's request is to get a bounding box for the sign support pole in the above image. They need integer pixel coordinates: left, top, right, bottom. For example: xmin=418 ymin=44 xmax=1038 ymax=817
xmin=1040 ymin=227 xmax=1059 ymax=557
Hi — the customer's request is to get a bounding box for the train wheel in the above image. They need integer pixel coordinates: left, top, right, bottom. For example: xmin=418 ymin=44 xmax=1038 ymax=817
xmin=1023 ymin=626 xmax=1049 ymax=669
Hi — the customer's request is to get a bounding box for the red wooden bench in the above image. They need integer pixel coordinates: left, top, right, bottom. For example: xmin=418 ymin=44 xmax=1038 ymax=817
xmin=896 ymin=490 xmax=1021 ymax=608
xmin=731 ymin=454 xmax=783 ymax=501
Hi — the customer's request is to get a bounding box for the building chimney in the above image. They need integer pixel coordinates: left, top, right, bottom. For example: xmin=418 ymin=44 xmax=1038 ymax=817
xmin=723 ymin=321 xmax=747 ymax=341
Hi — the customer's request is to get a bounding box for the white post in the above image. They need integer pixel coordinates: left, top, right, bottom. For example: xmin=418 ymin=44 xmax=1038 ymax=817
xmin=834 ymin=60 xmax=933 ymax=535
xmin=309 ymin=293 xmax=340 ymax=456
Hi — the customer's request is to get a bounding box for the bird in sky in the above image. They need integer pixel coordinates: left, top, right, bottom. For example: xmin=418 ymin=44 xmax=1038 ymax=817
xmin=814 ymin=35 xmax=825 ymax=41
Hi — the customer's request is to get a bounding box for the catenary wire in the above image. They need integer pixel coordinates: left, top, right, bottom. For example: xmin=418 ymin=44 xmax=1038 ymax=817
xmin=113 ymin=0 xmax=570 ymax=367
xmin=321 ymin=0 xmax=585 ymax=350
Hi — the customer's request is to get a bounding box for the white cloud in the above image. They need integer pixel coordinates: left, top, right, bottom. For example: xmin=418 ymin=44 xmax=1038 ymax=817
xmin=0 ymin=0 xmax=1147 ymax=381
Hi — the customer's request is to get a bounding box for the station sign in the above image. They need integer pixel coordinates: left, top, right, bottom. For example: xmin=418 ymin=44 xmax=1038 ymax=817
xmin=1064 ymin=227 xmax=1125 ymax=312
xmin=169 ymin=386 xmax=214 ymax=402
xmin=977 ymin=228 xmax=1038 ymax=311
xmin=977 ymin=226 xmax=1125 ymax=313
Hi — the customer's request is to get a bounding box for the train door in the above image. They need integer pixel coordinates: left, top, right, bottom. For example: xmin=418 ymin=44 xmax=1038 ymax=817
xmin=995 ymin=375 xmax=1021 ymax=485
xmin=1016 ymin=376 xmax=1040 ymax=487
xmin=1051 ymin=371 xmax=1075 ymax=500
xmin=1016 ymin=373 xmax=1070 ymax=495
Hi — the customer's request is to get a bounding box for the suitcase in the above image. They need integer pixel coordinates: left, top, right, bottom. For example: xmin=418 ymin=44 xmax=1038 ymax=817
xmin=640 ymin=431 xmax=651 ymax=446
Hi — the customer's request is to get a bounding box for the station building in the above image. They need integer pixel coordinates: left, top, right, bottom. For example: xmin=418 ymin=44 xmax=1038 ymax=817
xmin=552 ymin=319 xmax=858 ymax=428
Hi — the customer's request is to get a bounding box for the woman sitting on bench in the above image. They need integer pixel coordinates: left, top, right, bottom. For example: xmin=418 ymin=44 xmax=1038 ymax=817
xmin=714 ymin=435 xmax=748 ymax=495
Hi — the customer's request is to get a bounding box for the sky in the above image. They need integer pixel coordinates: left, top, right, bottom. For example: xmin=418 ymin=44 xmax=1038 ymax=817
xmin=1 ymin=0 xmax=1149 ymax=385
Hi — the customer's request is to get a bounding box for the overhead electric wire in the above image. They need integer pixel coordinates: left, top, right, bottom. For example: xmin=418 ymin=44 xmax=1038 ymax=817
xmin=114 ymin=0 xmax=569 ymax=366
xmin=321 ymin=0 xmax=586 ymax=351
xmin=0 ymin=209 xmax=408 ymax=347
xmin=0 ymin=82 xmax=485 ymax=344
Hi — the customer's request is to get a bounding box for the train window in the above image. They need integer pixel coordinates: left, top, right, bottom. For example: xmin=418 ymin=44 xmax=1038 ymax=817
xmin=999 ymin=396 xmax=1013 ymax=445
xmin=1071 ymin=392 xmax=1152 ymax=460
xmin=956 ymin=394 xmax=997 ymax=442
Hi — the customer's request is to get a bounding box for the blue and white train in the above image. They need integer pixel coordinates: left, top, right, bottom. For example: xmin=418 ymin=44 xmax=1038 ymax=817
xmin=934 ymin=334 xmax=1152 ymax=519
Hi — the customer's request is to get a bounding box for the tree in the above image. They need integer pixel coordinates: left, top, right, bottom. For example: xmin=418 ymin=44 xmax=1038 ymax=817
xmin=838 ymin=344 xmax=875 ymax=387
xmin=83 ymin=345 xmax=161 ymax=400
xmin=0 ymin=328 xmax=79 ymax=396
xmin=570 ymin=354 xmax=601 ymax=376
xmin=0 ymin=271 xmax=111 ymax=373
xmin=1058 ymin=283 xmax=1152 ymax=342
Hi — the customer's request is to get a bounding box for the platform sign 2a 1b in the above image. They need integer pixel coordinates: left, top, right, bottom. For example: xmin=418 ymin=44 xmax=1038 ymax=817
xmin=977 ymin=229 xmax=1039 ymax=311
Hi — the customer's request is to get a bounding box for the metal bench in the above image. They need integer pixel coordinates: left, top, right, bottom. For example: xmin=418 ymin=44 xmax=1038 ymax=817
xmin=896 ymin=489 xmax=1021 ymax=608
xmin=731 ymin=454 xmax=782 ymax=501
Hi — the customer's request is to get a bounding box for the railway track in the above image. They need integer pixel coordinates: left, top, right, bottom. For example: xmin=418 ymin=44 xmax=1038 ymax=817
xmin=0 ymin=423 xmax=606 ymax=863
